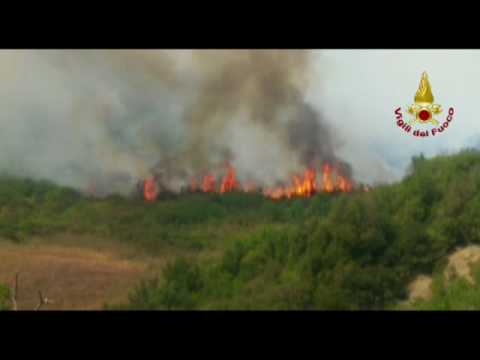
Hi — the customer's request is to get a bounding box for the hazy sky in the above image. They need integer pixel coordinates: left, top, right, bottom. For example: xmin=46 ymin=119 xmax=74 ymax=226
xmin=310 ymin=50 xmax=480 ymax=181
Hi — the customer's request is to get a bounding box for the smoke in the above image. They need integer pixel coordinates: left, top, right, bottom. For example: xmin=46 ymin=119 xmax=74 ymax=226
xmin=0 ymin=50 xmax=354 ymax=195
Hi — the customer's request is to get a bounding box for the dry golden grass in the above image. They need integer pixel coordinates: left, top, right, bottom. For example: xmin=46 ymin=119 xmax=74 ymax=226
xmin=0 ymin=235 xmax=173 ymax=310
xmin=407 ymin=275 xmax=433 ymax=302
xmin=405 ymin=245 xmax=480 ymax=305
xmin=444 ymin=245 xmax=480 ymax=284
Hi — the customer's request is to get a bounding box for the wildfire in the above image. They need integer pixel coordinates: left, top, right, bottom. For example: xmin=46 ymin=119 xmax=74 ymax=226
xmin=296 ymin=168 xmax=316 ymax=197
xmin=219 ymin=163 xmax=238 ymax=194
xmin=336 ymin=174 xmax=353 ymax=193
xmin=145 ymin=161 xmax=357 ymax=201
xmin=261 ymin=163 xmax=353 ymax=200
xmin=322 ymin=163 xmax=334 ymax=193
xmin=202 ymin=174 xmax=216 ymax=193
xmin=143 ymin=175 xmax=158 ymax=202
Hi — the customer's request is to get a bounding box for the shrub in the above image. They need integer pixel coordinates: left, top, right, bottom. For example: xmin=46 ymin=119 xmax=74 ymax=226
xmin=0 ymin=284 xmax=11 ymax=311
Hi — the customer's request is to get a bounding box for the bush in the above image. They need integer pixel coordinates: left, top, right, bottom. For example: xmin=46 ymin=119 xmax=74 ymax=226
xmin=0 ymin=284 xmax=11 ymax=311
xmin=128 ymin=258 xmax=203 ymax=310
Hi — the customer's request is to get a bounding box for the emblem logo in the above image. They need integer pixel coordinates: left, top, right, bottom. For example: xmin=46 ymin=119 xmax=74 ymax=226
xmin=394 ymin=72 xmax=454 ymax=138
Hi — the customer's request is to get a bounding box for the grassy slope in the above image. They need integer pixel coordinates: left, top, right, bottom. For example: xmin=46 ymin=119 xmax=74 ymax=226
xmin=1 ymin=149 xmax=480 ymax=309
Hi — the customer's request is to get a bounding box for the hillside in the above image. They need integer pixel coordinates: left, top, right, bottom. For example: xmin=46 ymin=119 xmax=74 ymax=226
xmin=1 ymin=149 xmax=480 ymax=310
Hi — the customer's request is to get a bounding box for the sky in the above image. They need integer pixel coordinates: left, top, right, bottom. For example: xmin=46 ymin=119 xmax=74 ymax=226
xmin=310 ymin=50 xmax=480 ymax=182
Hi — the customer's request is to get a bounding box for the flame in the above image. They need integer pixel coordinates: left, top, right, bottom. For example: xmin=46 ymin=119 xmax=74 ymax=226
xmin=143 ymin=176 xmax=158 ymax=201
xmin=262 ymin=168 xmax=314 ymax=200
xmin=261 ymin=162 xmax=355 ymax=200
xmin=301 ymin=168 xmax=316 ymax=196
xmin=336 ymin=174 xmax=353 ymax=193
xmin=220 ymin=163 xmax=238 ymax=194
xmin=145 ymin=161 xmax=357 ymax=202
xmin=322 ymin=163 xmax=334 ymax=193
xmin=202 ymin=174 xmax=216 ymax=193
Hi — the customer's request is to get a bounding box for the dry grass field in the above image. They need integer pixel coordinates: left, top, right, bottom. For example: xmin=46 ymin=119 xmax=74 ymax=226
xmin=0 ymin=235 xmax=173 ymax=310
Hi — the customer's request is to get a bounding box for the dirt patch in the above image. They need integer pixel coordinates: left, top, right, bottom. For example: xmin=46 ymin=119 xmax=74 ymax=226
xmin=0 ymin=237 xmax=160 ymax=310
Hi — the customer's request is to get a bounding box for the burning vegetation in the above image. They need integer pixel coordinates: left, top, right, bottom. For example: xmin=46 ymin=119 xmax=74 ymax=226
xmin=261 ymin=162 xmax=353 ymax=200
xmin=143 ymin=176 xmax=158 ymax=202
xmin=141 ymin=161 xmax=356 ymax=202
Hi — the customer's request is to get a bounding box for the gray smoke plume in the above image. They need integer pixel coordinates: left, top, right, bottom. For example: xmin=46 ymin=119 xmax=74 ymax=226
xmin=0 ymin=49 xmax=352 ymax=195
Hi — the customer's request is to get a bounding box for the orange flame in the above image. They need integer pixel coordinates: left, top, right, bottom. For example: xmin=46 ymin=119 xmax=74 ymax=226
xmin=143 ymin=176 xmax=158 ymax=201
xmin=301 ymin=168 xmax=317 ymax=196
xmin=144 ymin=161 xmax=356 ymax=202
xmin=261 ymin=162 xmax=355 ymax=200
xmin=220 ymin=163 xmax=238 ymax=194
xmin=202 ymin=174 xmax=216 ymax=193
xmin=336 ymin=174 xmax=353 ymax=192
xmin=322 ymin=163 xmax=334 ymax=193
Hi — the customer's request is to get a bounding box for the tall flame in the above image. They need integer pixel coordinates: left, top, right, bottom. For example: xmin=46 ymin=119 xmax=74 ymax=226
xmin=143 ymin=176 xmax=158 ymax=201
xmin=220 ymin=163 xmax=238 ymax=194
xmin=322 ymin=163 xmax=334 ymax=193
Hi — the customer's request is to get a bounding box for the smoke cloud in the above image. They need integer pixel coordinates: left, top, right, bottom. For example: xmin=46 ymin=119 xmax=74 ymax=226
xmin=0 ymin=50 xmax=360 ymax=195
